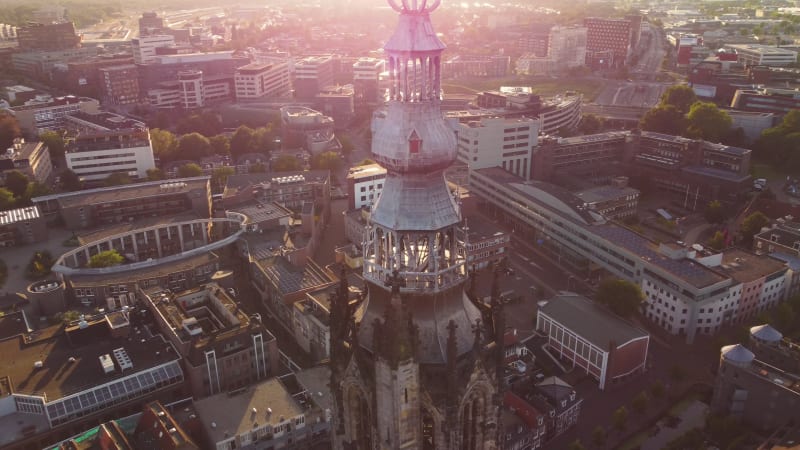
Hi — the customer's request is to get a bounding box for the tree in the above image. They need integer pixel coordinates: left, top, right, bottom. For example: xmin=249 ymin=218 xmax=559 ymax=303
xmin=26 ymin=250 xmax=53 ymax=279
xmin=0 ymin=112 xmax=22 ymax=150
xmin=708 ymin=230 xmax=726 ymax=251
xmin=88 ymin=249 xmax=124 ymax=268
xmin=249 ymin=162 xmax=266 ymax=173
xmin=568 ymin=439 xmax=586 ymax=450
xmin=0 ymin=259 xmax=6 ymax=289
xmin=4 ymin=170 xmax=29 ymax=198
xmin=211 ymin=166 xmax=235 ymax=191
xmin=272 ymin=155 xmax=303 ymax=172
xmin=772 ymin=302 xmax=795 ymax=333
xmin=40 ymin=130 xmax=66 ymax=160
xmin=660 ymin=85 xmax=697 ymax=114
xmin=60 ymin=169 xmax=83 ymax=192
xmin=640 ymin=105 xmax=686 ymax=135
xmin=149 ymin=128 xmax=177 ymax=160
xmin=178 ymin=163 xmax=204 ymax=178
xmin=704 ymin=200 xmax=725 ymax=224
xmin=176 ymin=111 xmax=222 ymax=137
xmin=669 ymin=364 xmax=686 ymax=384
xmin=612 ymin=406 xmax=628 ymax=431
xmin=19 ymin=181 xmax=50 ymax=206
xmin=146 ymin=168 xmax=165 ymax=181
xmin=686 ymin=102 xmax=732 ymax=142
xmin=595 ymin=278 xmax=644 ymax=317
xmin=578 ymin=114 xmax=605 ymax=135
xmin=209 ymin=134 xmax=230 ymax=156
xmin=740 ymin=211 xmax=770 ymax=243
xmin=0 ymin=188 xmax=15 ymax=210
xmin=229 ymin=125 xmax=255 ymax=158
xmin=311 ymin=151 xmax=343 ymax=172
xmin=175 ymin=133 xmax=213 ymax=161
xmin=632 ymin=391 xmax=649 ymax=414
xmin=592 ymin=426 xmax=607 ymax=447
xmin=104 ymin=172 xmax=132 ymax=186
xmin=338 ymin=134 xmax=355 ymax=155
xmin=650 ymin=380 xmax=665 ymax=400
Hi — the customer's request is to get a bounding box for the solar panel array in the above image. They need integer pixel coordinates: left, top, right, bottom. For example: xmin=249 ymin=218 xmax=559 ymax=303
xmin=45 ymin=361 xmax=182 ymax=427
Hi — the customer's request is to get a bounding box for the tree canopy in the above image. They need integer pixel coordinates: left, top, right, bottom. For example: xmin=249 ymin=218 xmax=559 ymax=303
xmin=640 ymin=105 xmax=686 ymax=135
xmin=685 ymin=102 xmax=733 ymax=142
xmin=149 ymin=129 xmax=177 ymax=160
xmin=704 ymin=200 xmax=725 ymax=224
xmin=754 ymin=110 xmax=800 ymax=171
xmin=60 ymin=169 xmax=83 ymax=192
xmin=0 ymin=112 xmax=22 ymax=150
xmin=176 ymin=112 xmax=222 ymax=137
xmin=660 ymin=85 xmax=698 ymax=114
xmin=40 ymin=131 xmax=66 ymax=160
xmin=104 ymin=172 xmax=133 ymax=186
xmin=310 ymin=151 xmax=343 ymax=172
xmin=178 ymin=163 xmax=204 ymax=178
xmin=4 ymin=170 xmax=29 ymax=198
xmin=174 ymin=133 xmax=213 ymax=161
xmin=211 ymin=166 xmax=235 ymax=191
xmin=0 ymin=188 xmax=14 ymax=210
xmin=272 ymin=155 xmax=303 ymax=172
xmin=146 ymin=168 xmax=165 ymax=181
xmin=596 ymin=278 xmax=645 ymax=317
xmin=229 ymin=126 xmax=255 ymax=158
xmin=578 ymin=114 xmax=605 ymax=135
xmin=88 ymin=249 xmax=124 ymax=268
xmin=740 ymin=211 xmax=770 ymax=243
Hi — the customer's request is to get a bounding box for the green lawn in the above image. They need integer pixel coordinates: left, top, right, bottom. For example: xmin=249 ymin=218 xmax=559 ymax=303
xmin=752 ymin=163 xmax=788 ymax=181
xmin=442 ymin=77 xmax=606 ymax=102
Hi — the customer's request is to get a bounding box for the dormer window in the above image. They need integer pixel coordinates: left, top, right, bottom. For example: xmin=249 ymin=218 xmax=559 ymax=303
xmin=771 ymin=234 xmax=779 ymax=242
xmin=408 ymin=129 xmax=422 ymax=155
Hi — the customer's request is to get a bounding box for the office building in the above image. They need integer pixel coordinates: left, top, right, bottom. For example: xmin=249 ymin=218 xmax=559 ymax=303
xmin=711 ymin=326 xmax=800 ymax=430
xmin=465 ymin=214 xmax=510 ymax=270
xmin=0 ymin=138 xmax=53 ymax=185
xmin=16 ymin=21 xmax=80 ymax=51
xmin=584 ymin=18 xmax=633 ymax=69
xmin=133 ymin=35 xmax=176 ymax=65
xmin=548 ymin=26 xmax=588 ymax=71
xmin=144 ymin=283 xmax=280 ymax=397
xmin=454 ymin=116 xmax=540 ymax=180
xmin=61 ymin=56 xmax=136 ymax=99
xmin=0 ymin=310 xmax=185 ymax=450
xmin=100 ymin=65 xmax=141 ymax=106
xmin=138 ymin=12 xmax=165 ymax=37
xmin=0 ymin=205 xmax=47 ymax=247
xmin=346 ymin=163 xmax=386 ymax=210
xmin=10 ymin=95 xmax=100 ymax=135
xmin=234 ymin=62 xmax=291 ymax=100
xmin=725 ymin=44 xmax=798 ymax=67
xmin=279 ymin=106 xmax=336 ymax=154
xmin=63 ymin=112 xmax=156 ymax=183
xmin=573 ymin=177 xmax=640 ymax=220
xmin=4 ymin=85 xmax=37 ymax=103
xmin=470 ymin=168 xmax=790 ymax=343
xmin=754 ymin=220 xmax=800 ymax=298
xmin=32 ymin=176 xmax=211 ymax=229
xmin=12 ymin=47 xmax=98 ymax=79
xmin=731 ymin=87 xmax=800 ymax=116
xmin=537 ymin=293 xmax=650 ymax=389
xmin=293 ymin=56 xmax=335 ymax=99
xmin=353 ymin=57 xmax=385 ymax=104
xmin=443 ymin=55 xmax=511 ymax=78
xmin=193 ymin=369 xmax=332 ymax=450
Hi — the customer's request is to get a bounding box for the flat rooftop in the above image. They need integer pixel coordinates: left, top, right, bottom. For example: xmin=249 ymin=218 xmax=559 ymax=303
xmin=76 ymin=212 xmax=202 ymax=245
xmin=465 ymin=214 xmax=506 ymax=242
xmin=718 ymin=249 xmax=787 ymax=283
xmin=33 ymin=177 xmax=209 ymax=209
xmin=539 ymin=294 xmax=649 ymax=350
xmin=574 ymin=185 xmax=639 ymax=205
xmin=229 ymin=201 xmax=292 ymax=225
xmin=346 ymin=164 xmax=386 ymax=180
xmin=0 ymin=318 xmax=178 ymax=400
xmin=66 ymin=111 xmax=147 ymax=132
xmin=225 ymin=171 xmax=329 ymax=194
xmin=193 ymin=377 xmax=303 ymax=443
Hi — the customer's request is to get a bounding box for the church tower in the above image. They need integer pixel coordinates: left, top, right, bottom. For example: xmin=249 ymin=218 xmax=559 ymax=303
xmin=330 ymin=1 xmax=503 ymax=449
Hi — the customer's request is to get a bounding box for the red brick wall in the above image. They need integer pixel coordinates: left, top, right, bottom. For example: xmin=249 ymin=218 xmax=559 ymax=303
xmin=607 ymin=338 xmax=647 ymax=380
